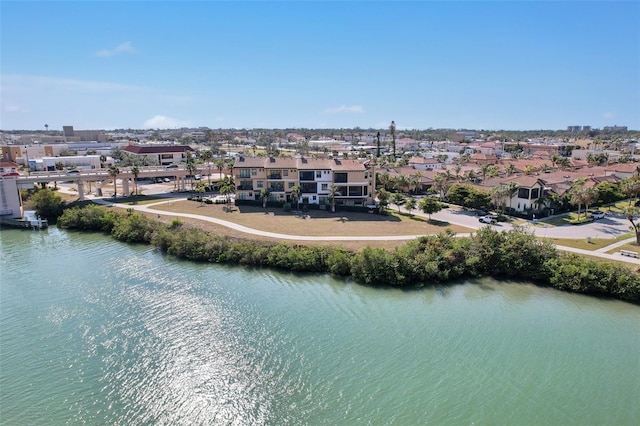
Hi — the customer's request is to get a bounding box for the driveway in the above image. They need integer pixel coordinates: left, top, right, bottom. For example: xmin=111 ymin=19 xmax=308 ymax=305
xmin=425 ymin=207 xmax=632 ymax=240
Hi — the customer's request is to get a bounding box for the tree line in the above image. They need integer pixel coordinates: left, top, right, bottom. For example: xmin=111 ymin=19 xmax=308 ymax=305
xmin=55 ymin=204 xmax=640 ymax=304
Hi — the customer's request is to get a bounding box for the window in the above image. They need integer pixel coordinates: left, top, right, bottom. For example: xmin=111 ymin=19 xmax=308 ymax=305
xmin=251 ymin=169 xmax=257 ymax=176
xmin=334 ymin=173 xmax=348 ymax=183
xmin=283 ymin=170 xmax=288 ymax=177
xmin=316 ymin=171 xmax=322 ymax=178
xmin=321 ymin=183 xmax=328 ymax=191
xmin=531 ymin=188 xmax=540 ymax=199
xmin=300 ymin=171 xmax=314 ymax=181
xmin=288 ymin=182 xmax=295 ymax=189
xmin=239 ymin=169 xmax=250 ymax=178
xmin=257 ymin=181 xmax=264 ymax=188
xmin=518 ymin=188 xmax=530 ymax=199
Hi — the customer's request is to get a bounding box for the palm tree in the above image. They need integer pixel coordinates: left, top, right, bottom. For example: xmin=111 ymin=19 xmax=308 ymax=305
xmin=186 ymin=160 xmax=197 ymax=191
xmin=389 ymin=120 xmax=396 ymax=157
xmin=506 ymin=182 xmax=519 ymax=214
xmin=505 ymin=163 xmax=516 ymax=176
xmin=491 ymin=186 xmax=507 ymax=214
xmin=568 ymin=179 xmax=588 ymax=219
xmin=108 ymin=165 xmax=119 ymax=197
xmin=376 ymin=188 xmax=390 ymax=213
xmin=621 ymin=176 xmax=640 ymax=206
xmin=454 ymin=164 xmax=462 ymax=181
xmin=215 ymin=158 xmax=225 ymax=179
xmin=131 ymin=165 xmax=140 ymax=195
xmin=583 ymin=186 xmax=600 ymax=216
xmin=260 ymin=188 xmax=270 ymax=209
xmin=391 ymin=192 xmax=405 ymax=213
xmin=480 ymin=164 xmax=492 ymax=182
xmin=409 ymin=172 xmax=423 ymax=195
xmin=219 ymin=176 xmax=235 ymax=205
xmin=403 ymin=197 xmax=416 ymax=215
xmin=290 ymin=184 xmax=302 ymax=211
xmin=623 ymin=206 xmax=640 ymax=245
xmin=432 ymin=173 xmax=450 ymax=199
xmin=327 ymin=184 xmax=340 ymax=212
xmin=201 ymin=149 xmax=213 ymax=186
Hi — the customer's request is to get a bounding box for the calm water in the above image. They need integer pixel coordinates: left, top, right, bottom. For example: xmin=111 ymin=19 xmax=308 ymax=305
xmin=1 ymin=227 xmax=639 ymax=425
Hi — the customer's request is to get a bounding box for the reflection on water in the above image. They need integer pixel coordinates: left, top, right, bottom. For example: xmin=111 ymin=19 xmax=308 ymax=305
xmin=1 ymin=228 xmax=639 ymax=425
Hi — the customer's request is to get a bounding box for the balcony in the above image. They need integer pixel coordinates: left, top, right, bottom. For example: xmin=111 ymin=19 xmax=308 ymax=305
xmin=269 ymin=182 xmax=285 ymax=192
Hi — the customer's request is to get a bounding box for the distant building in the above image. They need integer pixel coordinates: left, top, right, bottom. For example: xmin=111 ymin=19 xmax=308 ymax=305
xmin=122 ymin=144 xmax=194 ymax=166
xmin=452 ymin=131 xmax=476 ymax=142
xmin=603 ymin=125 xmax=628 ymax=132
xmin=567 ymin=126 xmax=591 ymax=132
xmin=62 ymin=125 xmax=108 ymax=142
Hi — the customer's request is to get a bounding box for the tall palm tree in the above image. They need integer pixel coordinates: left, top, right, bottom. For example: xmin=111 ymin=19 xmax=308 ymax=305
xmin=108 ymin=165 xmax=119 ymax=197
xmin=327 ymin=184 xmax=340 ymax=212
xmin=201 ymin=149 xmax=213 ymax=186
xmin=260 ymin=188 xmax=270 ymax=209
xmin=623 ymin=206 xmax=640 ymax=245
xmin=290 ymin=184 xmax=302 ymax=211
xmin=219 ymin=176 xmax=235 ymax=205
xmin=389 ymin=120 xmax=396 ymax=158
xmin=480 ymin=164 xmax=492 ymax=182
xmin=506 ymin=182 xmax=519 ymax=213
xmin=131 ymin=165 xmax=140 ymax=195
xmin=186 ymin=160 xmax=197 ymax=191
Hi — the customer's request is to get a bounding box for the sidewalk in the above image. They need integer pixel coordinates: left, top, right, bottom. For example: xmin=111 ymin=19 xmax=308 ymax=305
xmin=92 ymin=197 xmax=640 ymax=266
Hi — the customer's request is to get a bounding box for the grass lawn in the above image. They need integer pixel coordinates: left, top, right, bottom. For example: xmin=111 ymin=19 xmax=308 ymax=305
xmin=145 ymin=200 xmax=474 ymax=250
xmin=606 ymin=240 xmax=639 ymax=255
xmin=542 ymin=232 xmax=634 ymax=251
xmin=538 ymin=212 xmax=594 ymax=226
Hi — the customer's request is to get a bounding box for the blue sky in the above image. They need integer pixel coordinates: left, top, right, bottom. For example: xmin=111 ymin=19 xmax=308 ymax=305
xmin=1 ymin=1 xmax=639 ymax=131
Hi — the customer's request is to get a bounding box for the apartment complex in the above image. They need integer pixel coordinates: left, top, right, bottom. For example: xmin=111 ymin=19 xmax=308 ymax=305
xmin=233 ymin=156 xmax=376 ymax=208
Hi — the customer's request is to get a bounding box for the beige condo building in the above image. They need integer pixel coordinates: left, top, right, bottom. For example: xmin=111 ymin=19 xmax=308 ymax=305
xmin=233 ymin=156 xmax=376 ymax=209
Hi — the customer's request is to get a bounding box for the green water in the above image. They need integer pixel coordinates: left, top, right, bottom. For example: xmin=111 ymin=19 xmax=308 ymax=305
xmin=1 ymin=228 xmax=639 ymax=425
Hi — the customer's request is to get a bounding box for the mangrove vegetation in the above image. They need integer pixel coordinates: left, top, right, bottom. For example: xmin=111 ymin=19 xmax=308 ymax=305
xmin=56 ymin=204 xmax=640 ymax=304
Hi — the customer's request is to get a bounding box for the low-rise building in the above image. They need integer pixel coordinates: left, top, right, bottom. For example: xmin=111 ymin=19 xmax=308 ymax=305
xmin=233 ymin=156 xmax=376 ymax=208
xmin=122 ymin=144 xmax=194 ymax=166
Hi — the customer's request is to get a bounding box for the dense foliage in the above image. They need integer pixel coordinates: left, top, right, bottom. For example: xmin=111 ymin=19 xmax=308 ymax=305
xmin=27 ymin=188 xmax=66 ymax=220
xmin=57 ymin=205 xmax=640 ymax=304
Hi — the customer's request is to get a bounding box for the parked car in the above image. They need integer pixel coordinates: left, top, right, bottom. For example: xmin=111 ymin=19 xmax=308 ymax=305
xmin=66 ymin=169 xmax=81 ymax=175
xmin=475 ymin=209 xmax=489 ymax=216
xmin=166 ymin=164 xmax=179 ymax=169
xmin=478 ymin=215 xmax=497 ymax=224
xmin=1 ymin=172 xmax=20 ymax=177
xmin=591 ymin=211 xmax=605 ymax=220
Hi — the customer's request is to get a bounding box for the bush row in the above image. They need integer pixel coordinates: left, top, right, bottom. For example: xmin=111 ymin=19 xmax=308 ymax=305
xmin=56 ymin=205 xmax=640 ymax=304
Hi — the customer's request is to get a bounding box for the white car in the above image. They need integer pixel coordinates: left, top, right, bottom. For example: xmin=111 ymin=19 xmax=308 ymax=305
xmin=478 ymin=215 xmax=497 ymax=224
xmin=591 ymin=211 xmax=605 ymax=220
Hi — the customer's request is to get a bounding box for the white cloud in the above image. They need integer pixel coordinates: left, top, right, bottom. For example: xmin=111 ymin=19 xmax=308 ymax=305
xmin=324 ymin=105 xmax=364 ymax=114
xmin=143 ymin=115 xmax=191 ymax=129
xmin=3 ymin=104 xmax=30 ymax=113
xmin=96 ymin=41 xmax=136 ymax=58
xmin=603 ymin=112 xmax=616 ymax=119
